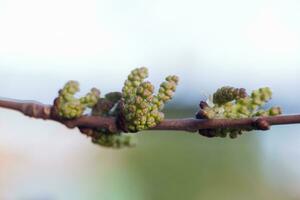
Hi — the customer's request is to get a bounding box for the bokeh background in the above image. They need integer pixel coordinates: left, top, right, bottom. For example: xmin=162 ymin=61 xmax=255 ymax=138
xmin=0 ymin=0 xmax=300 ymax=199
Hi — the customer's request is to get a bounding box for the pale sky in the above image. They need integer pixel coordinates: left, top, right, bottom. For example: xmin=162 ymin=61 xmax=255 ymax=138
xmin=0 ymin=0 xmax=299 ymax=106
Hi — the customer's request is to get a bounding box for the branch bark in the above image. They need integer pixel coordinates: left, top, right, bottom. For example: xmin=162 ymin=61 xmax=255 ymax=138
xmin=1 ymin=98 xmax=300 ymax=134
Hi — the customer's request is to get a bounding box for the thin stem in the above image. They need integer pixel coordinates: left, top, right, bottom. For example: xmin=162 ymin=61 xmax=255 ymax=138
xmin=0 ymin=98 xmax=300 ymax=134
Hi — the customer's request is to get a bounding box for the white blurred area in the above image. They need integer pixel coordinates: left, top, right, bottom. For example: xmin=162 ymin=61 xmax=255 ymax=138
xmin=0 ymin=0 xmax=299 ymax=102
xmin=0 ymin=0 xmax=300 ymax=199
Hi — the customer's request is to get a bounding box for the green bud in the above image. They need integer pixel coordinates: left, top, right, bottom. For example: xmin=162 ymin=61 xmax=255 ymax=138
xmin=268 ymin=107 xmax=282 ymax=116
xmin=197 ymin=86 xmax=282 ymax=139
xmin=54 ymin=81 xmax=101 ymax=119
xmin=122 ymin=67 xmax=179 ymax=132
xmin=213 ymin=86 xmax=247 ymax=105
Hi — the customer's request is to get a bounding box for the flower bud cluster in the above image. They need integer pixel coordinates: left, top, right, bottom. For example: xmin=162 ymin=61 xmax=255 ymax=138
xmin=213 ymin=86 xmax=247 ymax=105
xmin=250 ymin=87 xmax=272 ymax=107
xmin=122 ymin=67 xmax=148 ymax=99
xmin=54 ymin=81 xmax=100 ymax=119
xmin=92 ymin=133 xmax=136 ymax=149
xmin=86 ymin=91 xmax=137 ymax=148
xmin=53 ymin=68 xmax=179 ymax=148
xmin=196 ymin=86 xmax=282 ymax=138
xmin=122 ymin=67 xmax=179 ymax=132
xmin=80 ymin=88 xmax=101 ymax=108
xmin=156 ymin=75 xmax=179 ymax=105
xmin=54 ymin=81 xmax=136 ymax=149
xmin=254 ymin=106 xmax=282 ymax=117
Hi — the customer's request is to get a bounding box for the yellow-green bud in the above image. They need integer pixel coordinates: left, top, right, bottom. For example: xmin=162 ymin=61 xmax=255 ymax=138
xmin=196 ymin=86 xmax=282 ymax=139
xmin=213 ymin=86 xmax=247 ymax=105
xmin=122 ymin=67 xmax=179 ymax=132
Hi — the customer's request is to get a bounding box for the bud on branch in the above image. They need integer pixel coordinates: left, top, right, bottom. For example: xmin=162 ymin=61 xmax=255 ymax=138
xmin=0 ymin=67 xmax=298 ymax=148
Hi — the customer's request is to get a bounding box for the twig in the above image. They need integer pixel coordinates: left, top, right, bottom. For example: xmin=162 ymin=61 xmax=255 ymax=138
xmin=1 ymin=98 xmax=300 ymax=134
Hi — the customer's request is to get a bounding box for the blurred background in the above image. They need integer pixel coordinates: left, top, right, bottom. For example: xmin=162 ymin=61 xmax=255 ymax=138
xmin=0 ymin=0 xmax=300 ymax=199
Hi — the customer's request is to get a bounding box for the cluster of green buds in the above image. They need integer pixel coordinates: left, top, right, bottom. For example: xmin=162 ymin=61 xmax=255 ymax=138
xmin=92 ymin=133 xmax=136 ymax=148
xmin=52 ymin=67 xmax=179 ymax=148
xmin=88 ymin=91 xmax=137 ymax=148
xmin=156 ymin=75 xmax=179 ymax=107
xmin=213 ymin=86 xmax=247 ymax=105
xmin=53 ymin=81 xmax=100 ymax=119
xmin=122 ymin=67 xmax=179 ymax=132
xmin=196 ymin=86 xmax=282 ymax=138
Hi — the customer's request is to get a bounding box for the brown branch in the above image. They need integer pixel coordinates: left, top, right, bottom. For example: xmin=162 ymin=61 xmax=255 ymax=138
xmin=1 ymin=98 xmax=300 ymax=135
xmin=0 ymin=98 xmax=52 ymax=119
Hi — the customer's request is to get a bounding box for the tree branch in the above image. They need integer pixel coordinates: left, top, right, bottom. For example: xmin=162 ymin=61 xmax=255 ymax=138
xmin=1 ymin=98 xmax=300 ymax=135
